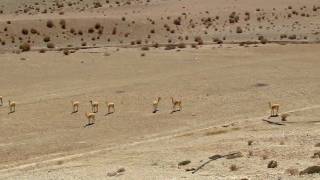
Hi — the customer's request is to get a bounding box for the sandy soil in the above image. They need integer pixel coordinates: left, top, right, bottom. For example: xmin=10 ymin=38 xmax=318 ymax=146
xmin=1 ymin=44 xmax=320 ymax=179
xmin=1 ymin=0 xmax=320 ymax=179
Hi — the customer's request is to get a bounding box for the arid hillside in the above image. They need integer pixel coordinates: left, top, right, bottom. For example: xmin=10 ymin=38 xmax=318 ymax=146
xmin=0 ymin=0 xmax=319 ymax=52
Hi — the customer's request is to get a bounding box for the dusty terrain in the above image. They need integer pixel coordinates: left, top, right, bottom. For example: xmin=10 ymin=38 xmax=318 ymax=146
xmin=1 ymin=0 xmax=320 ymax=179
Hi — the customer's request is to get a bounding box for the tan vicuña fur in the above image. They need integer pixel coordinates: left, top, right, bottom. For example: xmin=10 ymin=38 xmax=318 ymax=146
xmin=269 ymin=102 xmax=280 ymax=117
xmin=8 ymin=100 xmax=16 ymax=113
xmin=171 ymin=97 xmax=182 ymax=111
xmin=71 ymin=101 xmax=79 ymax=113
xmin=85 ymin=112 xmax=95 ymax=124
xmin=153 ymin=97 xmax=161 ymax=112
xmin=89 ymin=100 xmax=99 ymax=113
xmin=106 ymin=101 xmax=115 ymax=114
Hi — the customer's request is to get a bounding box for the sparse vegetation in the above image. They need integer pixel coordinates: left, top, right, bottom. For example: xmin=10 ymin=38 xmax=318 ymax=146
xmin=46 ymin=20 xmax=54 ymax=28
xmin=43 ymin=36 xmax=50 ymax=42
xmin=47 ymin=43 xmax=55 ymax=49
xmin=19 ymin=43 xmax=31 ymax=52
xmin=267 ymin=160 xmax=278 ymax=168
xmin=230 ymin=164 xmax=238 ymax=171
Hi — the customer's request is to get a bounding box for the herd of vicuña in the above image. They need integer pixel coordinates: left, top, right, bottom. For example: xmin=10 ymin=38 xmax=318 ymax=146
xmin=0 ymin=95 xmax=282 ymax=125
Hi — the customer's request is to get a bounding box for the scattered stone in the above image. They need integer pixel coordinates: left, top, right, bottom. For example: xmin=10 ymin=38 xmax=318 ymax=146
xmin=209 ymin=154 xmax=223 ymax=160
xmin=185 ymin=167 xmax=196 ymax=171
xmin=107 ymin=171 xmax=117 ymax=177
xmin=311 ymin=151 xmax=320 ymax=158
xmin=285 ymin=168 xmax=299 ymax=176
xmin=178 ymin=160 xmax=191 ymax=166
xmin=104 ymin=52 xmax=111 ymax=56
xmin=281 ymin=113 xmax=289 ymax=121
xmin=315 ymin=143 xmax=320 ymax=147
xmin=268 ymin=160 xmax=278 ymax=168
xmin=300 ymin=166 xmax=320 ymax=175
xmin=117 ymin=167 xmax=125 ymax=173
xmin=225 ymin=152 xmax=243 ymax=159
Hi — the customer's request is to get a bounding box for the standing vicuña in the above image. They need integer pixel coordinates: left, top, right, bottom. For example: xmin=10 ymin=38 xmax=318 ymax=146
xmin=269 ymin=102 xmax=280 ymax=117
xmin=171 ymin=97 xmax=182 ymax=112
xmin=0 ymin=96 xmax=3 ymax=106
xmin=71 ymin=101 xmax=79 ymax=113
xmin=153 ymin=97 xmax=161 ymax=113
xmin=106 ymin=101 xmax=115 ymax=114
xmin=8 ymin=100 xmax=16 ymax=113
xmin=85 ymin=112 xmax=95 ymax=125
xmin=89 ymin=100 xmax=99 ymax=113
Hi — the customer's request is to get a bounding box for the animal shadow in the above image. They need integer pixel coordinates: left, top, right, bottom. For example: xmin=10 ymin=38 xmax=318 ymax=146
xmin=84 ymin=123 xmax=95 ymax=128
xmin=105 ymin=112 xmax=114 ymax=116
xmin=170 ymin=109 xmax=181 ymax=114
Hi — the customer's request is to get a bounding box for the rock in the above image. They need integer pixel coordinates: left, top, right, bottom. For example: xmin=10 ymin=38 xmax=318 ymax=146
xmin=300 ymin=166 xmax=320 ymax=175
xmin=185 ymin=167 xmax=196 ymax=171
xmin=178 ymin=160 xmax=191 ymax=166
xmin=117 ymin=167 xmax=125 ymax=173
xmin=209 ymin=154 xmax=223 ymax=160
xmin=225 ymin=152 xmax=243 ymax=159
xmin=268 ymin=160 xmax=278 ymax=168
xmin=311 ymin=151 xmax=320 ymax=158
xmin=107 ymin=172 xmax=117 ymax=177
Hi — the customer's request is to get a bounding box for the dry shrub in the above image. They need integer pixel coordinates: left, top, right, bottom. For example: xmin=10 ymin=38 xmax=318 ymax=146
xmin=19 ymin=43 xmax=31 ymax=51
xmin=236 ymin=26 xmax=243 ymax=33
xmin=177 ymin=43 xmax=186 ymax=48
xmin=112 ymin=27 xmax=117 ymax=35
xmin=141 ymin=46 xmax=149 ymax=51
xmin=152 ymin=43 xmax=159 ymax=48
xmin=173 ymin=17 xmax=182 ymax=25
xmin=230 ymin=164 xmax=238 ymax=171
xmin=288 ymin=35 xmax=297 ymax=40
xmin=281 ymin=113 xmax=289 ymax=121
xmin=285 ymin=168 xmax=299 ymax=176
xmin=280 ymin=34 xmax=287 ymax=39
xmin=262 ymin=154 xmax=268 ymax=160
xmin=140 ymin=53 xmax=145 ymax=57
xmin=39 ymin=49 xmax=46 ymax=53
xmin=63 ymin=49 xmax=69 ymax=55
xmin=248 ymin=140 xmax=253 ymax=146
xmin=30 ymin=28 xmax=38 ymax=34
xmin=21 ymin=28 xmax=29 ymax=35
xmin=164 ymin=44 xmax=176 ymax=50
xmin=213 ymin=38 xmax=223 ymax=44
xmin=194 ymin=36 xmax=203 ymax=45
xmin=43 ymin=36 xmax=50 ymax=42
xmin=259 ymin=36 xmax=268 ymax=44
xmin=136 ymin=40 xmax=142 ymax=44
xmin=47 ymin=43 xmax=55 ymax=48
xmin=46 ymin=20 xmax=54 ymax=28
xmin=88 ymin=28 xmax=94 ymax=33
xmin=59 ymin=19 xmax=66 ymax=29
xmin=94 ymin=23 xmax=101 ymax=29
xmin=267 ymin=160 xmax=278 ymax=168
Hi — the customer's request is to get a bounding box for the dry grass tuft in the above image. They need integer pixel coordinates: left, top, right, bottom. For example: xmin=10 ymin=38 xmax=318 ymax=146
xmin=230 ymin=164 xmax=238 ymax=171
xmin=19 ymin=43 xmax=31 ymax=52
xmin=46 ymin=20 xmax=54 ymax=28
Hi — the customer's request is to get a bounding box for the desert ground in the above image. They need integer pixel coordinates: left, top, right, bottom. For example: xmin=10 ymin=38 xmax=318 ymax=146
xmin=1 ymin=0 xmax=320 ymax=179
